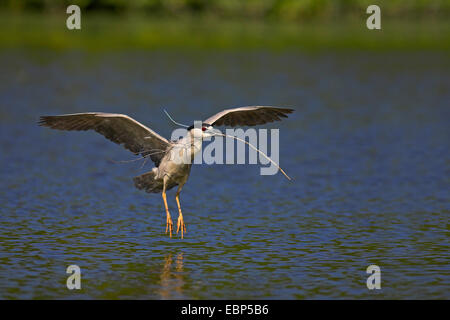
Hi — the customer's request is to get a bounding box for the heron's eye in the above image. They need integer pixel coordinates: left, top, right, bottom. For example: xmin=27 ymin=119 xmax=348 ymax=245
xmin=202 ymin=127 xmax=206 ymax=132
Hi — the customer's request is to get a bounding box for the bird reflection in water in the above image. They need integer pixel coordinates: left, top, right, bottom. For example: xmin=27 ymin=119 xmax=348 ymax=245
xmin=158 ymin=252 xmax=185 ymax=299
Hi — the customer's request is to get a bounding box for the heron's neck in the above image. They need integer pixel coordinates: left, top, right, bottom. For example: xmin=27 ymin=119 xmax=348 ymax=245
xmin=178 ymin=133 xmax=202 ymax=157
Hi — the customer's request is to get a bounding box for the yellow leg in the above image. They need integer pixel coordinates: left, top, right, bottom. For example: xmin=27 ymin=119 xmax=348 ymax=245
xmin=162 ymin=191 xmax=173 ymax=238
xmin=175 ymin=193 xmax=187 ymax=239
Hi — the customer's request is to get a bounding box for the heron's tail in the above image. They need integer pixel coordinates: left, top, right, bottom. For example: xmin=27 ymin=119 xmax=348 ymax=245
xmin=133 ymin=168 xmax=163 ymax=193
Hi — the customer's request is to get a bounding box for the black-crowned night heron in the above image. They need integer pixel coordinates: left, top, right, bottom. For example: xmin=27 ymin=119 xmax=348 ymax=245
xmin=39 ymin=106 xmax=293 ymax=239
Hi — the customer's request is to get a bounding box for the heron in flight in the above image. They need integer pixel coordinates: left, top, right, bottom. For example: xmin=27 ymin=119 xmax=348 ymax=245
xmin=39 ymin=106 xmax=293 ymax=239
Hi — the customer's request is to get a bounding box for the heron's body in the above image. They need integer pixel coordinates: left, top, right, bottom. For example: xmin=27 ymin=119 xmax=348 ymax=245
xmin=134 ymin=134 xmax=199 ymax=194
xmin=39 ymin=106 xmax=293 ymax=239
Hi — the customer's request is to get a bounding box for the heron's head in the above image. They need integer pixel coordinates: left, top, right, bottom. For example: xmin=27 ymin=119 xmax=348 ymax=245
xmin=187 ymin=122 xmax=219 ymax=139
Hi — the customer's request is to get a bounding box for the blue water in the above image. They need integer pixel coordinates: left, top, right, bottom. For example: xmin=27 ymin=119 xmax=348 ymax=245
xmin=0 ymin=50 xmax=448 ymax=299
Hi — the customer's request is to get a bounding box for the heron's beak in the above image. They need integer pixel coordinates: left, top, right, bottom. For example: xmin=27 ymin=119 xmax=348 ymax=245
xmin=208 ymin=127 xmax=222 ymax=136
xmin=203 ymin=127 xmax=222 ymax=139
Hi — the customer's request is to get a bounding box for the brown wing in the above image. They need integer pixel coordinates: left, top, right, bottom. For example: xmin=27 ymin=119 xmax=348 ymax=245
xmin=204 ymin=106 xmax=294 ymax=127
xmin=39 ymin=112 xmax=170 ymax=166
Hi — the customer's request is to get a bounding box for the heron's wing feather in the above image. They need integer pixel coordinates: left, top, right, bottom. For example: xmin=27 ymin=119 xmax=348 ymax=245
xmin=39 ymin=112 xmax=170 ymax=166
xmin=204 ymin=106 xmax=294 ymax=127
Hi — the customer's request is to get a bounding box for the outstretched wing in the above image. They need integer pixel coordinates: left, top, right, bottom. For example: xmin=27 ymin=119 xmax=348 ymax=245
xmin=204 ymin=106 xmax=294 ymax=127
xmin=39 ymin=112 xmax=170 ymax=166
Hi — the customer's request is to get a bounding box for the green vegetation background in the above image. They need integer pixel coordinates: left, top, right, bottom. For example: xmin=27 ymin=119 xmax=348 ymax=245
xmin=1 ymin=0 xmax=450 ymax=50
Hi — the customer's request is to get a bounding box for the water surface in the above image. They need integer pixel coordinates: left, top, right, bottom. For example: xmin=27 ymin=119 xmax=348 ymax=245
xmin=0 ymin=50 xmax=448 ymax=299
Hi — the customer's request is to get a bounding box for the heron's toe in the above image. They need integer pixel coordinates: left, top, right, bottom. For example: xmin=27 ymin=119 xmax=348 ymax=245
xmin=177 ymin=216 xmax=187 ymax=239
xmin=166 ymin=217 xmax=173 ymax=238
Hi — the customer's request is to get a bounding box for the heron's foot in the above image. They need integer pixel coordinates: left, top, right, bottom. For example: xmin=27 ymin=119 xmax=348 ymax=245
xmin=166 ymin=215 xmax=173 ymax=238
xmin=177 ymin=215 xmax=187 ymax=239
